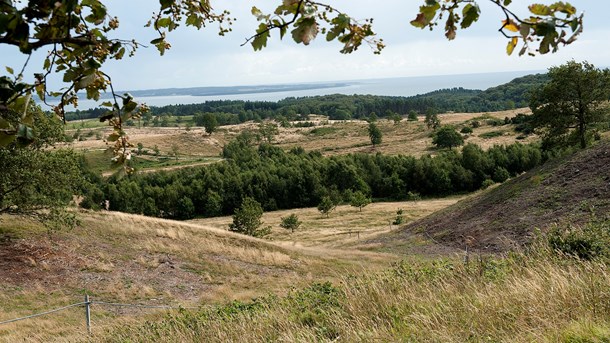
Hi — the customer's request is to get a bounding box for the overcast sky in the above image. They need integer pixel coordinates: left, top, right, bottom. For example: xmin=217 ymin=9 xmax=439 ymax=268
xmin=3 ymin=0 xmax=609 ymax=90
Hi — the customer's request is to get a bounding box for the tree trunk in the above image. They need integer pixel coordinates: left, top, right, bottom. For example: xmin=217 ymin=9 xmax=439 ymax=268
xmin=579 ymin=121 xmax=586 ymax=149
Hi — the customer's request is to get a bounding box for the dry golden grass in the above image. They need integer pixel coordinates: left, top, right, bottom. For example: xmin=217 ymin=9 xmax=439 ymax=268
xmin=102 ymin=252 xmax=610 ymax=343
xmin=0 ymin=208 xmax=399 ymax=342
xmin=189 ymin=197 xmax=463 ymax=249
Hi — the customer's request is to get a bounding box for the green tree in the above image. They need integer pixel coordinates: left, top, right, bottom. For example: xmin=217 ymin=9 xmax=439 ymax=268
xmin=0 ymin=107 xmax=83 ymax=222
xmin=280 ymin=214 xmax=302 ymax=233
xmin=368 ymin=122 xmax=382 ymax=147
xmin=433 ymin=125 xmax=464 ymax=149
xmin=530 ymin=61 xmax=610 ymax=149
xmin=408 ymin=110 xmax=418 ymax=122
xmin=201 ymin=113 xmax=219 ymax=135
xmin=368 ymin=112 xmax=378 ymax=123
xmin=425 ymin=109 xmax=441 ymax=130
xmin=170 ymin=144 xmax=180 ymax=160
xmin=229 ymin=197 xmax=269 ymax=237
xmin=317 ymin=196 xmax=336 ymax=218
xmin=350 ymin=191 xmax=371 ymax=212
xmin=391 ymin=113 xmax=402 ymax=125
xmin=259 ymin=122 xmax=279 ymax=143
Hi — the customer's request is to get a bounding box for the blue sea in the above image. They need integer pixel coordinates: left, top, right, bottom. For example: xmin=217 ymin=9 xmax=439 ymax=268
xmin=70 ymin=70 xmax=542 ymax=109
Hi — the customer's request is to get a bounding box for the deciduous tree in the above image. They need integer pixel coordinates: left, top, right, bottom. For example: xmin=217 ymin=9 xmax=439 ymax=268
xmin=433 ymin=125 xmax=464 ymax=149
xmin=350 ymin=191 xmax=371 ymax=212
xmin=530 ymin=61 xmax=610 ymax=149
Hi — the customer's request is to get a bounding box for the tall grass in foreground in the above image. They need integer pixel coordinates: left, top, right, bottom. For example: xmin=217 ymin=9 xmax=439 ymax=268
xmin=103 ymin=233 xmax=610 ymax=342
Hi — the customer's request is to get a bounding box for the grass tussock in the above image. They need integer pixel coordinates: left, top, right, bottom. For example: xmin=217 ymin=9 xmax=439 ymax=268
xmin=102 ymin=245 xmax=610 ymax=343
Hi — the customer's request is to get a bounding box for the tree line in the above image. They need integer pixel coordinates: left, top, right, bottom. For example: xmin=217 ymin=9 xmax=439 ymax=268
xmin=65 ymin=73 xmax=548 ymax=123
xmin=80 ymin=137 xmax=544 ymax=220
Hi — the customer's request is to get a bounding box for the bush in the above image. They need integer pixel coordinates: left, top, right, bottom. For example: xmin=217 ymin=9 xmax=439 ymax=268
xmin=460 ymin=126 xmax=473 ymax=134
xmin=280 ymin=214 xmax=302 ymax=233
xmin=547 ymin=222 xmax=610 ymax=260
xmin=479 ymin=131 xmax=504 ymax=139
xmin=492 ymin=167 xmax=510 ymax=183
xmin=480 ymin=179 xmax=495 ymax=189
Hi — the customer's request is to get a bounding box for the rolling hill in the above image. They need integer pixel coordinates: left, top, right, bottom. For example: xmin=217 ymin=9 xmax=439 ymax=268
xmin=376 ymin=140 xmax=610 ymax=253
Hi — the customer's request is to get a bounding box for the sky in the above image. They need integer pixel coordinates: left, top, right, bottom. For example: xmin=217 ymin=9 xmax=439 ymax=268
xmin=2 ymin=0 xmax=610 ymax=91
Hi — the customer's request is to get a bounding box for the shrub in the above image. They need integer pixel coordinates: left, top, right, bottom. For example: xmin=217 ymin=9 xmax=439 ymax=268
xmin=547 ymin=222 xmax=610 ymax=260
xmin=479 ymin=131 xmax=504 ymax=139
xmin=460 ymin=126 xmax=473 ymax=134
xmin=280 ymin=214 xmax=302 ymax=233
xmin=492 ymin=167 xmax=510 ymax=183
xmin=480 ymin=179 xmax=495 ymax=189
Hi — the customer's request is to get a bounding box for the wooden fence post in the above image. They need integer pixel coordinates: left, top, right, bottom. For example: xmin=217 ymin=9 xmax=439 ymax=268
xmin=85 ymin=294 xmax=91 ymax=335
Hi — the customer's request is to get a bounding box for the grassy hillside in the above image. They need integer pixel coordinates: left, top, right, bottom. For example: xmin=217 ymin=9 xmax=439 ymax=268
xmin=377 ymin=140 xmax=610 ymax=253
xmin=0 ymin=210 xmax=395 ymax=341
xmin=103 ymin=241 xmax=610 ymax=343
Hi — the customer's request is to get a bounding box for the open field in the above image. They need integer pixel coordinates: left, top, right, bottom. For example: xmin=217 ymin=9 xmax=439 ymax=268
xmin=65 ymin=108 xmax=537 ymax=175
xmin=189 ymin=197 xmax=465 ymax=251
xmin=0 ymin=193 xmax=469 ymax=341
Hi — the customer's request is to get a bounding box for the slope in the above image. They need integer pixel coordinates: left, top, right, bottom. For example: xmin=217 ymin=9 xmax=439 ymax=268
xmin=0 ymin=210 xmax=392 ymax=341
xmin=377 ymin=140 xmax=610 ymax=253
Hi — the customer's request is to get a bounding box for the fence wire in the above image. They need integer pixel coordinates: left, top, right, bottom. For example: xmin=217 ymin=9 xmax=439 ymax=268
xmin=0 ymin=298 xmax=198 ymax=326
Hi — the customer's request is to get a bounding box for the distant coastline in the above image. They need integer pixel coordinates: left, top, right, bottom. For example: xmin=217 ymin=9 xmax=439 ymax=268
xmin=58 ymin=70 xmax=544 ymax=109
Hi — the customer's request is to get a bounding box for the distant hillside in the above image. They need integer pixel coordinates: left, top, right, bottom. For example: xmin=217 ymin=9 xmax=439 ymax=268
xmin=66 ymin=74 xmax=548 ymax=121
xmin=376 ymin=140 xmax=610 ymax=253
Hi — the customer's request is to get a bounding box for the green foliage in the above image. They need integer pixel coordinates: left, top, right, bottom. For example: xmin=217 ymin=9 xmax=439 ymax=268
xmin=433 ymin=125 xmax=464 ymax=149
xmin=317 ymin=196 xmax=336 ymax=218
xmin=229 ymin=197 xmax=269 ymax=237
xmin=410 ymin=1 xmax=583 ymax=56
xmin=460 ymin=126 xmax=473 ymax=134
xmin=392 ymin=208 xmax=404 ymax=225
xmin=349 ymin=191 xmax=371 ymax=212
xmin=479 ymin=131 xmax=504 ymax=139
xmin=368 ymin=122 xmax=382 ymax=147
xmin=407 ymin=110 xmax=419 ymax=121
xmin=530 ymin=61 xmax=610 ymax=149
xmin=424 ymin=109 xmax=441 ymax=130
xmin=196 ymin=113 xmax=218 ymax=135
xmin=258 ymin=122 xmax=279 ymax=143
xmin=546 ymin=222 xmax=610 ymax=261
xmin=280 ymin=214 xmax=302 ymax=233
xmin=102 ymin=138 xmax=544 ymax=220
xmin=492 ymin=167 xmax=511 ymax=183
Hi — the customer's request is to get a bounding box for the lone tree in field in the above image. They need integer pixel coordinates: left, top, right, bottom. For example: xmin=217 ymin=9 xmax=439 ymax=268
xmin=201 ymin=113 xmax=219 ymax=135
xmin=407 ymin=110 xmax=419 ymax=122
xmin=350 ymin=191 xmax=371 ymax=212
xmin=229 ymin=197 xmax=269 ymax=237
xmin=280 ymin=214 xmax=302 ymax=233
xmin=425 ymin=109 xmax=441 ymax=130
xmin=317 ymin=196 xmax=336 ymax=218
xmin=530 ymin=61 xmax=610 ymax=149
xmin=433 ymin=125 xmax=464 ymax=149
xmin=368 ymin=122 xmax=383 ymax=147
xmin=259 ymin=122 xmax=280 ymax=143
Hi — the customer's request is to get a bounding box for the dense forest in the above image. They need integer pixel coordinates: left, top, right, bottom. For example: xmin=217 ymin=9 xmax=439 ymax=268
xmin=81 ymin=138 xmax=544 ymax=220
xmin=65 ymin=74 xmax=548 ymax=123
